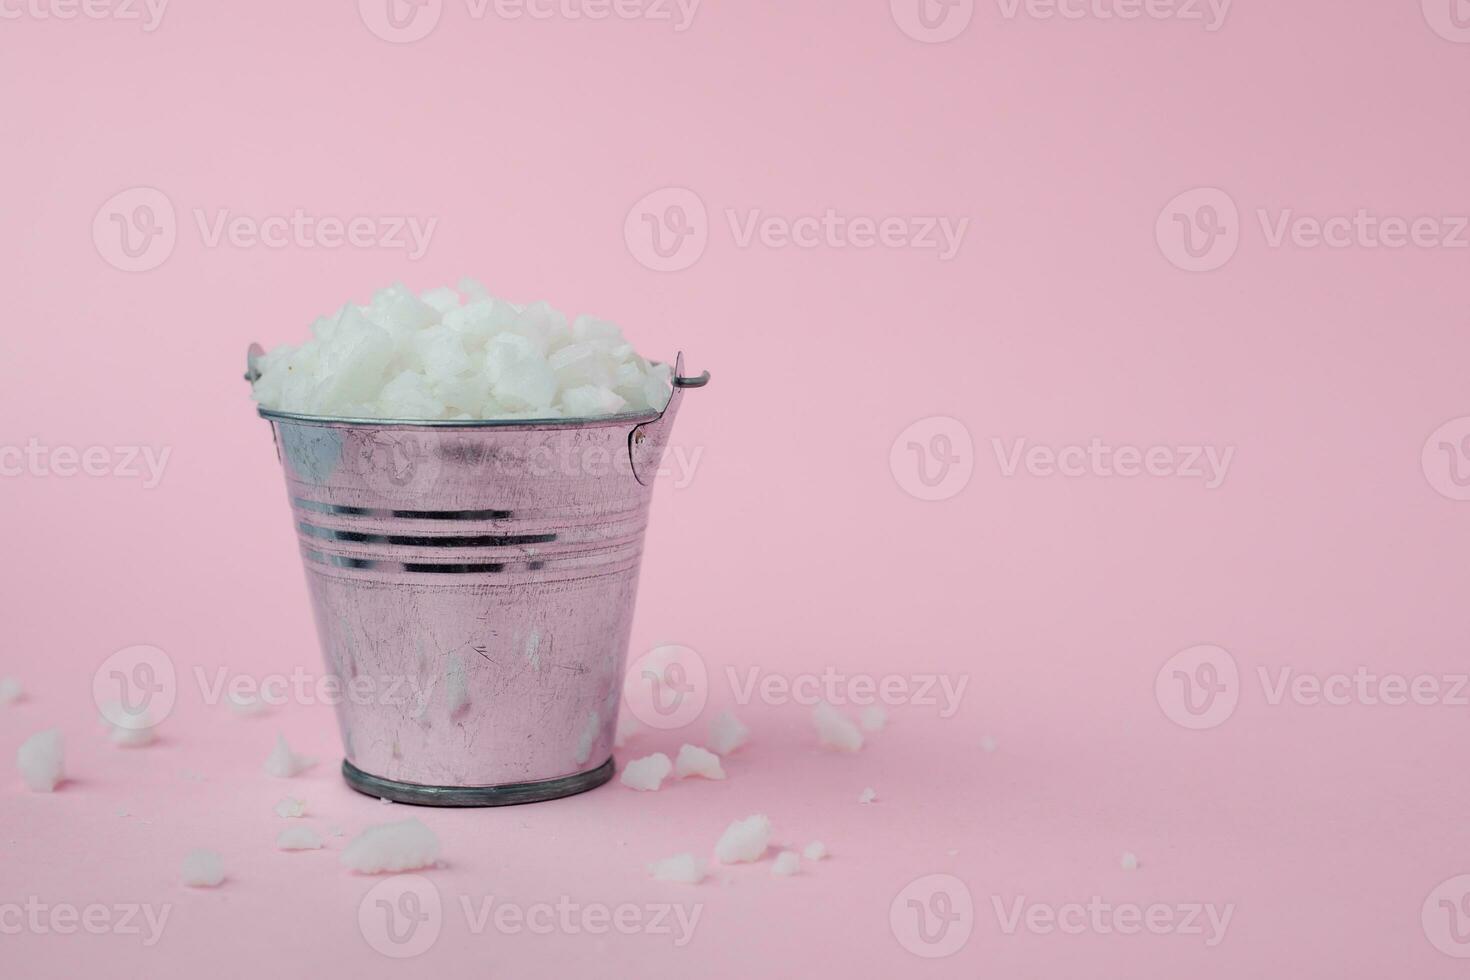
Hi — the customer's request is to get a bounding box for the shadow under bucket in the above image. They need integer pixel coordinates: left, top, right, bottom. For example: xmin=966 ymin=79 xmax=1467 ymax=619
xmin=246 ymin=347 xmax=708 ymax=806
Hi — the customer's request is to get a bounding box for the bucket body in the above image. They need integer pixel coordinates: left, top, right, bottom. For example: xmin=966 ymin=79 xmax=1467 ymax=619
xmin=253 ymin=353 xmax=704 ymax=806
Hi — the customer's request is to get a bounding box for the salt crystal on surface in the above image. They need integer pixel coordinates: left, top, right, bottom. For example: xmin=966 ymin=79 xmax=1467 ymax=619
xmin=708 ymin=711 xmax=749 ymax=755
xmin=859 ymin=706 xmax=888 ymax=732
xmin=980 ymin=735 xmax=998 ymax=753
xmin=277 ymin=826 xmax=325 ymax=851
xmin=714 ymin=814 xmax=772 ymax=864
xmin=647 ymin=853 xmax=706 ymax=884
xmin=181 ymin=849 xmax=225 ymax=887
xmin=340 ymin=818 xmax=441 ymax=874
xmin=673 ymin=744 xmax=726 ymax=781
xmin=620 ymin=753 xmax=673 ymax=792
xmin=251 ymin=282 xmax=673 ymax=421
xmin=0 ymin=677 xmax=23 ymax=704
xmin=803 ymin=841 xmax=828 ymax=861
xmin=814 ymin=702 xmax=864 ymax=752
xmin=1121 ymin=851 xmax=1139 ymax=871
xmin=101 ymin=703 xmax=157 ymax=747
xmin=274 ymin=797 xmax=306 ymax=818
xmin=858 ymin=788 xmax=877 ymax=805
xmin=263 ymin=734 xmax=315 ymax=778
xmin=772 ymin=851 xmax=801 ymax=876
xmin=614 ymin=712 xmax=640 ymax=748
xmin=17 ymin=730 xmax=63 ymax=792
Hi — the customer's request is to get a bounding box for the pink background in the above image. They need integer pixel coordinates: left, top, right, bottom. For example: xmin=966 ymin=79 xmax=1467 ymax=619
xmin=4 ymin=0 xmax=1470 ymax=976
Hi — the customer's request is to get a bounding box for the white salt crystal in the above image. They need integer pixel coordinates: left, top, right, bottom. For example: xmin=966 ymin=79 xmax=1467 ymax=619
xmin=647 ymin=853 xmax=705 ymax=884
xmin=980 ymin=735 xmax=998 ymax=753
xmin=772 ymin=851 xmax=801 ymax=876
xmin=274 ymin=797 xmax=306 ymax=818
xmin=858 ymin=787 xmax=877 ymax=805
xmin=714 ymin=814 xmax=772 ymax=864
xmin=277 ymin=826 xmax=325 ymax=851
xmin=181 ymin=849 xmax=225 ymax=887
xmin=803 ymin=841 xmax=827 ymax=861
xmin=0 ymin=677 xmax=23 ymax=704
xmin=101 ymin=703 xmax=157 ymax=747
xmin=1121 ymin=851 xmax=1139 ymax=871
xmin=251 ymin=282 xmax=672 ymax=421
xmin=108 ymin=722 xmax=157 ymax=748
xmin=17 ymin=730 xmax=63 ymax=792
xmin=263 ymin=734 xmax=315 ymax=778
xmin=226 ymin=691 xmax=267 ymax=717
xmin=859 ymin=706 xmax=888 ymax=732
xmin=814 ymin=702 xmax=864 ymax=752
xmin=620 ymin=753 xmax=673 ymax=792
xmin=673 ymin=744 xmax=725 ymax=781
xmin=708 ymin=711 xmax=749 ymax=755
xmin=340 ymin=818 xmax=441 ymax=874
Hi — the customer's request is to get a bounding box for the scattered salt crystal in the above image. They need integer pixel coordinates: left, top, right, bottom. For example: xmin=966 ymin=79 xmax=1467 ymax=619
xmin=802 ymin=841 xmax=827 ymax=861
xmin=814 ymin=702 xmax=864 ymax=752
xmin=251 ymin=282 xmax=673 ymax=421
xmin=620 ymin=753 xmax=673 ymax=791
xmin=340 ymin=818 xmax=441 ymax=874
xmin=714 ymin=814 xmax=772 ymax=864
xmin=100 ymin=703 xmax=158 ymax=748
xmin=274 ymin=797 xmax=307 ymax=818
xmin=109 ymin=723 xmax=157 ymax=748
xmin=614 ymin=712 xmax=640 ymax=748
xmin=980 ymin=735 xmax=998 ymax=753
xmin=0 ymin=677 xmax=23 ymax=704
xmin=647 ymin=853 xmax=706 ymax=884
xmin=858 ymin=787 xmax=877 ymax=805
xmin=115 ymin=806 xmax=130 ymax=818
xmin=263 ymin=734 xmax=315 ymax=778
xmin=860 ymin=706 xmax=888 ymax=732
xmin=772 ymin=851 xmax=801 ymax=876
xmin=379 ymin=797 xmax=392 ymax=806
xmin=277 ymin=826 xmax=325 ymax=851
xmin=1121 ymin=851 xmax=1139 ymax=871
xmin=181 ymin=849 xmax=225 ymax=887
xmin=673 ymin=744 xmax=725 ymax=781
xmin=708 ymin=710 xmax=749 ymax=755
xmin=17 ymin=729 xmax=63 ymax=792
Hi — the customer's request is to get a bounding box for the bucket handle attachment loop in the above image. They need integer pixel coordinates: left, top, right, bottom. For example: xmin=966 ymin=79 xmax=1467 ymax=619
xmin=629 ymin=351 xmax=707 ymax=487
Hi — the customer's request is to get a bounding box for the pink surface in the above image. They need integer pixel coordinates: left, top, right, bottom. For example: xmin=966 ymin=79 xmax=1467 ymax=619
xmin=3 ymin=1 xmax=1470 ymax=976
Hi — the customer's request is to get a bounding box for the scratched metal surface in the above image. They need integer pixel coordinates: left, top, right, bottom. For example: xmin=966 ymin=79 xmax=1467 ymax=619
xmin=257 ymin=364 xmax=695 ymax=791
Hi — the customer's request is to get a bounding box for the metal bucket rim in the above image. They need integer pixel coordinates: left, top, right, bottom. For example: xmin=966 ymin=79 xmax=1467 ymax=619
xmin=256 ymin=405 xmax=662 ymax=430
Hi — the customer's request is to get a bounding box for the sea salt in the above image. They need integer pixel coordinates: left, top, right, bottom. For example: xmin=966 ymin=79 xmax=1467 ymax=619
xmin=614 ymin=712 xmax=640 ymax=748
xmin=263 ymin=734 xmax=315 ymax=778
xmin=714 ymin=814 xmax=772 ymax=864
xmin=101 ymin=703 xmax=157 ymax=747
xmin=277 ymin=826 xmax=325 ymax=851
xmin=859 ymin=706 xmax=887 ymax=732
xmin=814 ymin=702 xmax=863 ymax=752
xmin=803 ymin=841 xmax=828 ymax=861
xmin=181 ymin=849 xmax=225 ymax=887
xmin=274 ymin=797 xmax=307 ymax=818
xmin=0 ymin=677 xmax=22 ymax=704
xmin=647 ymin=853 xmax=706 ymax=884
xmin=17 ymin=730 xmax=63 ymax=792
xmin=620 ymin=753 xmax=673 ymax=792
xmin=772 ymin=851 xmax=801 ymax=876
xmin=250 ymin=282 xmax=674 ymax=421
xmin=673 ymin=744 xmax=725 ymax=781
xmin=708 ymin=710 xmax=749 ymax=755
xmin=340 ymin=818 xmax=441 ymax=874
xmin=858 ymin=787 xmax=877 ymax=805
xmin=1121 ymin=851 xmax=1139 ymax=871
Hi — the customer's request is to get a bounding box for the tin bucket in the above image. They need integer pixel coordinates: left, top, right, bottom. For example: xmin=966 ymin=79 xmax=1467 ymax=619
xmin=245 ymin=345 xmax=708 ymax=806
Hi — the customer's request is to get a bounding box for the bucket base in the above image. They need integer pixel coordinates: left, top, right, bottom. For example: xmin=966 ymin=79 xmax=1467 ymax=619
xmin=341 ymin=757 xmax=616 ymax=807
